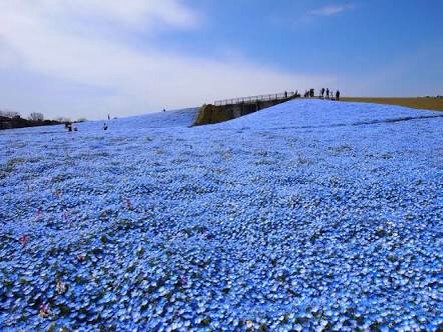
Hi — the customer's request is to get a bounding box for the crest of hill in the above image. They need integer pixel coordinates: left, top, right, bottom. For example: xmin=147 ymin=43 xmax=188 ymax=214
xmin=112 ymin=107 xmax=198 ymax=129
xmin=212 ymin=99 xmax=442 ymax=130
xmin=71 ymin=107 xmax=198 ymax=133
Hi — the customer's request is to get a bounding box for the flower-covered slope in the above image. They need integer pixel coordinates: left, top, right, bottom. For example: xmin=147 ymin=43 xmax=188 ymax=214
xmin=1 ymin=100 xmax=442 ymax=331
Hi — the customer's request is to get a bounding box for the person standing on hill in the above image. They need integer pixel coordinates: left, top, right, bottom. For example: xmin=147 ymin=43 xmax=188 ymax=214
xmin=336 ymin=90 xmax=340 ymax=101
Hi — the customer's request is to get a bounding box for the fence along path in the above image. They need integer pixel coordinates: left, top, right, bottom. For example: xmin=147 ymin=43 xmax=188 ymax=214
xmin=214 ymin=91 xmax=297 ymax=106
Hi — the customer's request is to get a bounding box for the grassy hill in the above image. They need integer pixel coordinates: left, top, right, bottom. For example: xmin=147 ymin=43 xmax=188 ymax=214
xmin=342 ymin=97 xmax=443 ymax=111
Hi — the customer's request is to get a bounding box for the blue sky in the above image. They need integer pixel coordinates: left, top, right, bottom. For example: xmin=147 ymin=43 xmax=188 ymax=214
xmin=0 ymin=0 xmax=442 ymax=120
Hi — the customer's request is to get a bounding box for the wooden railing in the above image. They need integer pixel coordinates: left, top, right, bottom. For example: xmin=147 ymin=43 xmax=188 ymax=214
xmin=214 ymin=91 xmax=297 ymax=106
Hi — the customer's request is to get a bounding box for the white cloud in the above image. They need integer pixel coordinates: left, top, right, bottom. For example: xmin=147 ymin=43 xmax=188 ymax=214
xmin=310 ymin=4 xmax=354 ymax=17
xmin=1 ymin=0 xmax=199 ymax=28
xmin=0 ymin=1 xmax=336 ymax=119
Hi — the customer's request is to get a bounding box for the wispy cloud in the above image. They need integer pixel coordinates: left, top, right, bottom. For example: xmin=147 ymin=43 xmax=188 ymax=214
xmin=310 ymin=4 xmax=355 ymax=17
xmin=0 ymin=1 xmax=336 ymax=119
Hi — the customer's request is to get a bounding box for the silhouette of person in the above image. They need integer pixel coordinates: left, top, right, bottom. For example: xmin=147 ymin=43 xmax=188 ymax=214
xmin=336 ymin=90 xmax=340 ymax=101
xmin=326 ymin=89 xmax=330 ymax=99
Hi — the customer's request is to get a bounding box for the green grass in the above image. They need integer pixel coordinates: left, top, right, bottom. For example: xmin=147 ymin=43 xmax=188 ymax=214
xmin=342 ymin=97 xmax=443 ymax=112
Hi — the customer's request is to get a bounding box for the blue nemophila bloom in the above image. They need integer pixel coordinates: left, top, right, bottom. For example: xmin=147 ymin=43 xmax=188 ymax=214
xmin=0 ymin=101 xmax=442 ymax=330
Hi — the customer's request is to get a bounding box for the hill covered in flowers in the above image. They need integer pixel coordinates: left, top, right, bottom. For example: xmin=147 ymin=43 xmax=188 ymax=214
xmin=1 ymin=100 xmax=442 ymax=330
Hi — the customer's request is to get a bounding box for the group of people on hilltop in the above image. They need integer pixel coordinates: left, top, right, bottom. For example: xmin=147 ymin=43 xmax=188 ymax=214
xmin=303 ymin=88 xmax=340 ymax=100
xmin=320 ymin=88 xmax=340 ymax=100
xmin=303 ymin=89 xmax=315 ymax=98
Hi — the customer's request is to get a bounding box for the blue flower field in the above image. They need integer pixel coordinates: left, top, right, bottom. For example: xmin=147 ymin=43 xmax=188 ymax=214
xmin=1 ymin=100 xmax=442 ymax=330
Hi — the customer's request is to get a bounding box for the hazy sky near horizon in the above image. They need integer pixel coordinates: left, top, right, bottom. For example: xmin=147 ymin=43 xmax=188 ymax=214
xmin=0 ymin=0 xmax=442 ymax=120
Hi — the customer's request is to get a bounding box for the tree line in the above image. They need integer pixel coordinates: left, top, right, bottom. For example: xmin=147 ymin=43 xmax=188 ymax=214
xmin=0 ymin=109 xmax=86 ymax=130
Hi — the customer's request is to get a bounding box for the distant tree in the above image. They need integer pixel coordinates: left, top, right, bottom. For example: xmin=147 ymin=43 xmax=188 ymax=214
xmin=29 ymin=112 xmax=44 ymax=121
xmin=0 ymin=109 xmax=21 ymax=118
xmin=55 ymin=117 xmax=71 ymax=123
